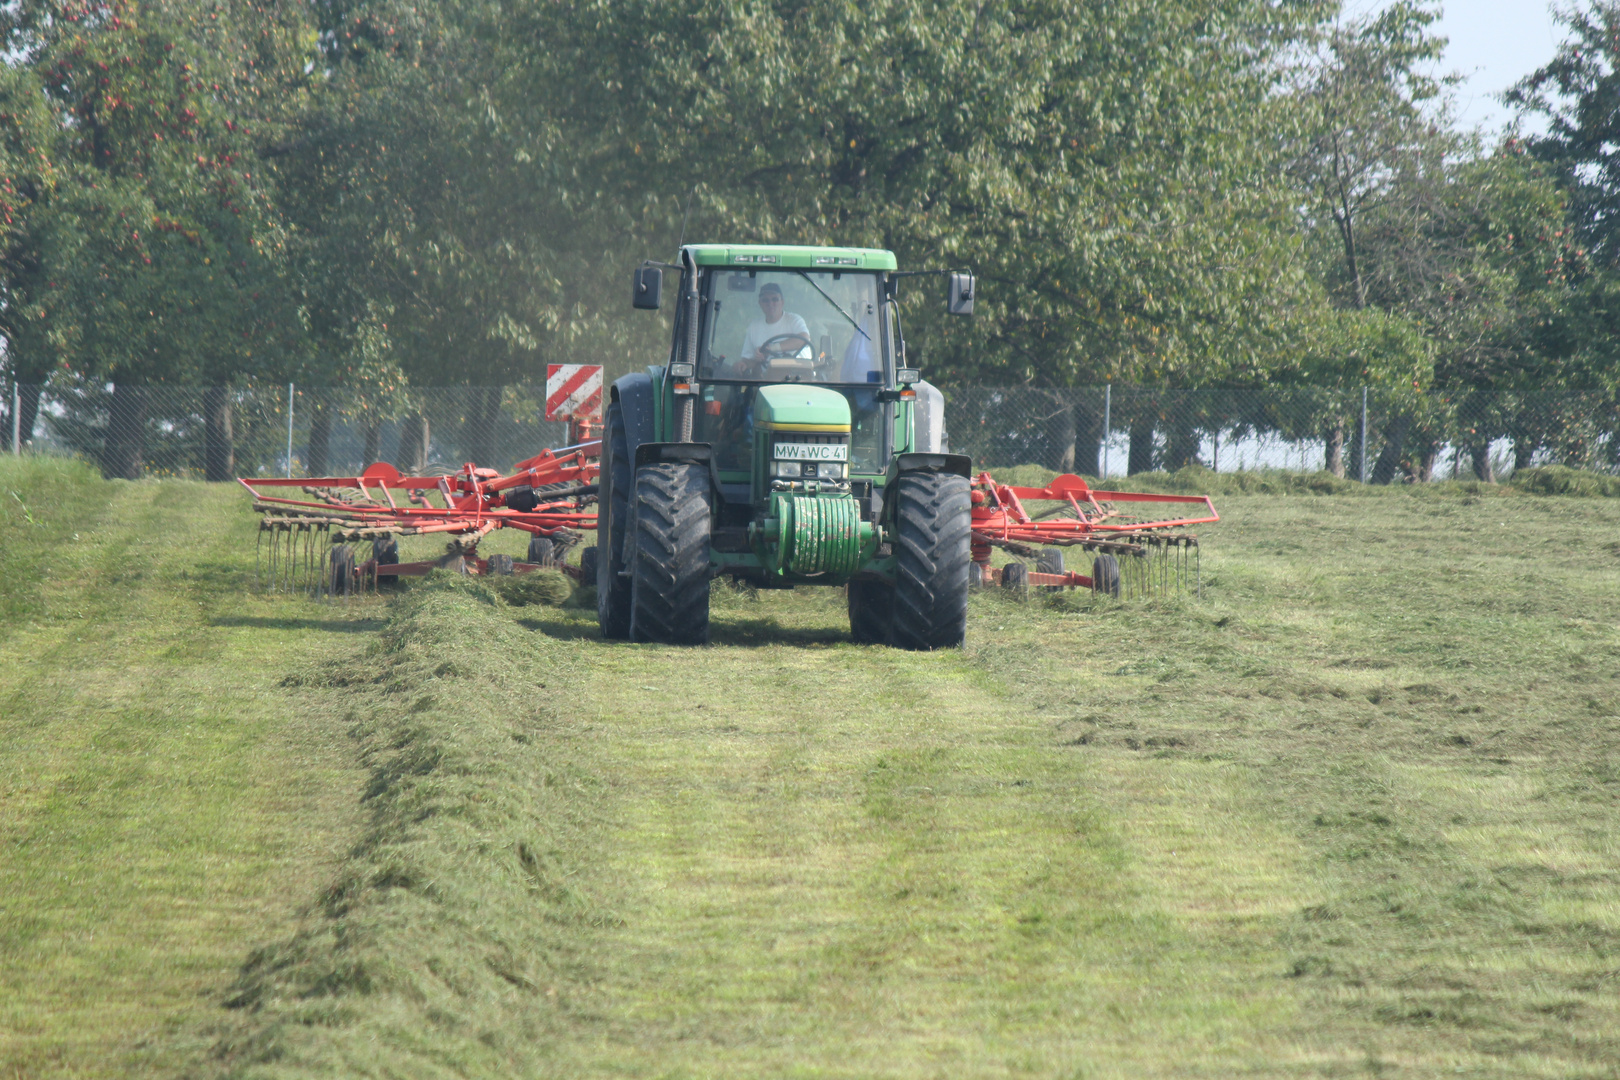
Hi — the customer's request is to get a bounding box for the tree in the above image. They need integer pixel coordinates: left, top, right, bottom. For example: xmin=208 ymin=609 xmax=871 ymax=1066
xmin=514 ymin=0 xmax=1323 ymax=394
xmin=0 ymin=0 xmax=315 ymax=477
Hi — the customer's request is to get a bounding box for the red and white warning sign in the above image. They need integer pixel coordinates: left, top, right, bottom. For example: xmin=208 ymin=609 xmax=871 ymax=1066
xmin=545 ymin=364 xmax=602 ymax=421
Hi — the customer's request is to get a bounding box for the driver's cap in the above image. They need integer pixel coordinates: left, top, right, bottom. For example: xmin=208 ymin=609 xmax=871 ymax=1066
xmin=759 ymin=283 xmax=783 ymax=298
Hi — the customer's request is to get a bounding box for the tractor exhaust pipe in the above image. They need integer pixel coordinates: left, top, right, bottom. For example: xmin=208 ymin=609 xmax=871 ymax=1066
xmin=678 ymin=247 xmax=699 ymax=442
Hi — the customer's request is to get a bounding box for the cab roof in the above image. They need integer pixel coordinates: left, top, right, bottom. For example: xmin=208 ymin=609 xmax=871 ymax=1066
xmin=685 ymin=244 xmax=898 ymax=272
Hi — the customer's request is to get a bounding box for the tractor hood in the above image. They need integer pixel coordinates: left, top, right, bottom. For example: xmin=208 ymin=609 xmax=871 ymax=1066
xmin=752 ymin=385 xmax=852 ymax=433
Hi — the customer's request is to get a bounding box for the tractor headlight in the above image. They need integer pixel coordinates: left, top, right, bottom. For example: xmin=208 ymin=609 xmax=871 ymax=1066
xmin=815 ymin=461 xmax=846 ymax=479
xmin=773 ymin=460 xmax=807 ymax=478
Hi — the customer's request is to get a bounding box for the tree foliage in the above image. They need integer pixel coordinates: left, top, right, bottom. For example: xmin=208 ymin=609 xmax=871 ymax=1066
xmin=0 ymin=0 xmax=1613 ymax=478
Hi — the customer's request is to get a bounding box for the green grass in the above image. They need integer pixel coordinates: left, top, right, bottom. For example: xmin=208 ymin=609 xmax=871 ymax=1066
xmin=0 ymin=459 xmax=372 ymax=1078
xmin=4 ymin=466 xmax=1620 ymax=1077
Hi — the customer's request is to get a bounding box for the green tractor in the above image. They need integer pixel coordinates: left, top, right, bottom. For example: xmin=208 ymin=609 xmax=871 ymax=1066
xmin=595 ymin=243 xmax=976 ymax=648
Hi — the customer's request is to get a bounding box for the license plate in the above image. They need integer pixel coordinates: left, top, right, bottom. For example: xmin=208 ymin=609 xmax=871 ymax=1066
xmin=775 ymin=442 xmax=848 ymax=462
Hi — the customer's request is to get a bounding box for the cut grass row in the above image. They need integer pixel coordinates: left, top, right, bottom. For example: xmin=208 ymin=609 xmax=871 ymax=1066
xmin=218 ymin=484 xmax=1620 ymax=1077
xmin=4 ymin=459 xmax=1620 ymax=1077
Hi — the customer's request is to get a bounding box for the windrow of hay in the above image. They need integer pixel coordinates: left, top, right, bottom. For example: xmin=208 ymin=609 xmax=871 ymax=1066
xmin=211 ymin=575 xmax=608 ymax=1079
xmin=1509 ymin=463 xmax=1620 ymax=497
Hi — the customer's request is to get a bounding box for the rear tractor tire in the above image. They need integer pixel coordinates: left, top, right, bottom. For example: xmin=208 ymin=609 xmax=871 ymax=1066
xmin=889 ymin=471 xmax=971 ymax=650
xmin=596 ymin=403 xmax=634 ymax=640
xmin=628 ymin=462 xmax=713 ymax=645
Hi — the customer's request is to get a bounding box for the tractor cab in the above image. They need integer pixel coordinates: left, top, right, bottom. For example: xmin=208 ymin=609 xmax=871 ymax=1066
xmin=603 ymin=244 xmax=975 ymax=647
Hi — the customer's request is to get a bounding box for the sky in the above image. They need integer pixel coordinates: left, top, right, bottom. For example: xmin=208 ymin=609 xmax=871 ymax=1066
xmin=1430 ymin=0 xmax=1568 ymax=134
xmin=1341 ymin=1 xmax=1568 ymax=135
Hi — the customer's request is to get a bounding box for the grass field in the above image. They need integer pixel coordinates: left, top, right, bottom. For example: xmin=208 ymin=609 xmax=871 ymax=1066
xmin=2 ymin=458 xmax=1619 ymax=1078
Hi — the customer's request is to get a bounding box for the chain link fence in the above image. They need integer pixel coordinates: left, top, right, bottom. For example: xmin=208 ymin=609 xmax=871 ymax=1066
xmin=943 ymin=385 xmax=1620 ymax=482
xmin=0 ymin=383 xmax=573 ymax=480
xmin=2 ymin=381 xmax=1616 ymax=482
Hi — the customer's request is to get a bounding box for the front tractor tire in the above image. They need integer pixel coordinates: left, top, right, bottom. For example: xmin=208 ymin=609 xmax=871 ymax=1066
xmin=889 ymin=471 xmax=971 ymax=650
xmin=628 ymin=462 xmax=713 ymax=645
xmin=596 ymin=404 xmax=634 ymax=639
xmin=847 ymin=578 xmax=893 ymax=645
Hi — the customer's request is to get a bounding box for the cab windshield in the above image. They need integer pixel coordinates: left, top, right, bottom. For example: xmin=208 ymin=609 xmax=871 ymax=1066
xmin=699 ymin=269 xmax=886 ymax=385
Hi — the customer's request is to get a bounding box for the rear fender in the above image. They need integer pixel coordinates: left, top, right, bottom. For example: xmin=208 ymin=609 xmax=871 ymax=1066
xmin=634 ymin=442 xmax=712 ymax=469
xmin=886 ymin=452 xmax=971 ymax=483
xmin=881 ymin=452 xmax=972 ymax=528
xmin=611 ymin=372 xmax=658 ymax=451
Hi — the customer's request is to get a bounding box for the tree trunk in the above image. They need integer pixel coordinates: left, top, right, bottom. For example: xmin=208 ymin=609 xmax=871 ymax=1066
xmin=363 ymin=421 xmax=381 ymax=467
xmin=204 ymin=387 xmax=235 ymax=482
xmin=1127 ymin=413 xmax=1156 ymax=475
xmin=1512 ymin=436 xmax=1536 ymax=472
xmin=1415 ymin=438 xmax=1439 ymax=483
xmin=1075 ymin=401 xmax=1102 ymax=477
xmin=1164 ymin=413 xmax=1200 ymax=471
xmin=397 ymin=412 xmax=430 ymax=472
xmin=307 ymin=398 xmax=331 ymax=477
xmin=1469 ymin=441 xmax=1495 ymax=482
xmin=17 ymin=384 xmax=40 ymax=450
xmin=1050 ymin=397 xmax=1077 ymax=473
xmin=1324 ymin=421 xmax=1345 ymax=477
xmin=1370 ymin=413 xmax=1409 ymax=485
xmin=103 ymin=382 xmax=147 ymax=480
xmin=467 ymin=386 xmax=503 ymax=467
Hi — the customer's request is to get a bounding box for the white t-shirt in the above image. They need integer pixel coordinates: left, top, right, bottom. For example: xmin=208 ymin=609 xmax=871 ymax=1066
xmin=741 ymin=312 xmax=810 ymax=360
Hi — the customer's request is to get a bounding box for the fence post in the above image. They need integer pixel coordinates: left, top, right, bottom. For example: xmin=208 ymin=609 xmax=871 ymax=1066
xmin=286 ymin=383 xmax=294 ymax=479
xmin=1102 ymin=383 xmax=1111 ymax=480
xmin=1359 ymin=386 xmax=1368 ymax=483
xmin=11 ymin=382 xmax=18 ymax=456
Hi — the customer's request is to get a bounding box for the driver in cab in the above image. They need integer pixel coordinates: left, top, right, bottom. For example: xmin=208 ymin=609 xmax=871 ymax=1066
xmin=738 ymin=283 xmax=812 ymax=376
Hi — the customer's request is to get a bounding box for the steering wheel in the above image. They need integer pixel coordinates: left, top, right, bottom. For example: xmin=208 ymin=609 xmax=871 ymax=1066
xmin=758 ymin=332 xmax=811 ymax=360
xmin=740 ymin=332 xmax=814 ymax=377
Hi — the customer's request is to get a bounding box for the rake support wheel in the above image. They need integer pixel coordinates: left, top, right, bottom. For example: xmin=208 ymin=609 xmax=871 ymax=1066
xmin=596 ymin=403 xmax=634 ymax=639
xmin=628 ymin=462 xmax=712 ymax=645
xmin=889 ymin=471 xmax=971 ymax=650
xmin=372 ymin=535 xmax=399 ymax=586
xmin=527 ymin=534 xmax=554 ymax=566
xmin=1036 ymin=547 xmax=1064 ymax=591
xmin=1092 ymin=553 xmax=1121 ymax=597
xmin=329 ymin=544 xmax=356 ymax=597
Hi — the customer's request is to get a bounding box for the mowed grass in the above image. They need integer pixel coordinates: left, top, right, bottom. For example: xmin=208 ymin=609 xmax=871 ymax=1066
xmin=4 ymin=463 xmax=1620 ymax=1078
xmin=0 ymin=460 xmax=372 ymax=1078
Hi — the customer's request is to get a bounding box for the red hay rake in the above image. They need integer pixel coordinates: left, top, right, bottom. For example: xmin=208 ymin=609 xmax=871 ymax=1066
xmin=240 ymin=441 xmax=1218 ymax=601
xmin=241 ymin=440 xmax=600 ymax=596
xmin=970 ymin=472 xmax=1218 ymax=598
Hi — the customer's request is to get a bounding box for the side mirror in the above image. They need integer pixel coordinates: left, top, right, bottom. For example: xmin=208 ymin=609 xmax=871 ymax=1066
xmin=632 ymin=266 xmax=662 ymax=310
xmin=947 ymin=272 xmax=975 ymax=316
